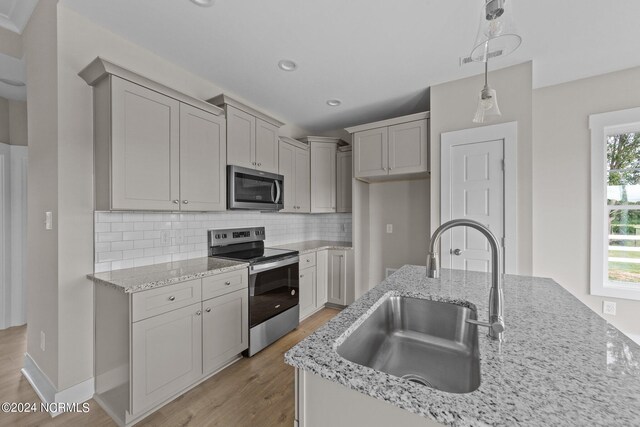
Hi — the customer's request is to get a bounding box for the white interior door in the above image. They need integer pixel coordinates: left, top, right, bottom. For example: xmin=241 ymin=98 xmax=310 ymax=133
xmin=441 ymin=122 xmax=518 ymax=274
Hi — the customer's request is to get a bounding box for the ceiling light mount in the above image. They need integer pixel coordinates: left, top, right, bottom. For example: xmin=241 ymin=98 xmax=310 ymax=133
xmin=190 ymin=0 xmax=215 ymax=7
xmin=326 ymin=99 xmax=342 ymax=107
xmin=278 ymin=60 xmax=298 ymax=72
xmin=470 ymin=0 xmax=521 ymax=63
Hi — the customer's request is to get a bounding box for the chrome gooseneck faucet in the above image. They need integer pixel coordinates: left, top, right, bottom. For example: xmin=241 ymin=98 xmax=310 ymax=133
xmin=426 ymin=219 xmax=505 ymax=341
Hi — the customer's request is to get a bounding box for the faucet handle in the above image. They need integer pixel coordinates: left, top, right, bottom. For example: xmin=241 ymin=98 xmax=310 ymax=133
xmin=466 ymin=318 xmax=505 ymax=335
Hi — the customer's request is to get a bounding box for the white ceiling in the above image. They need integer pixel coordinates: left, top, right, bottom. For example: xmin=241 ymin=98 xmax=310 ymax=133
xmin=60 ymin=0 xmax=640 ymax=132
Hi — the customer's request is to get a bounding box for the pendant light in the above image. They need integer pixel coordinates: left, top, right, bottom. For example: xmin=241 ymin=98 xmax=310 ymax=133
xmin=473 ymin=60 xmax=501 ymax=124
xmin=470 ymin=0 xmax=521 ymax=63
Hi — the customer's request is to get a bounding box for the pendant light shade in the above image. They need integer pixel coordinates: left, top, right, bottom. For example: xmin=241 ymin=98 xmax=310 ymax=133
xmin=473 ymin=61 xmax=501 ymax=124
xmin=470 ymin=0 xmax=521 ymax=62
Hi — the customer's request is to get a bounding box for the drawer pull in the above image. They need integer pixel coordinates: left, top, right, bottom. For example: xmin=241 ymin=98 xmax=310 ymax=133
xmin=306 ymin=259 xmax=310 ymax=263
xmin=225 ymin=281 xmax=231 ymax=286
xmin=205 ymin=307 xmax=211 ymax=313
xmin=168 ymin=296 xmax=176 ymax=301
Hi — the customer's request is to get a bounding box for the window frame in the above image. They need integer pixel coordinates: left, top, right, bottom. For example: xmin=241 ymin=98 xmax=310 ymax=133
xmin=590 ymin=107 xmax=640 ymax=301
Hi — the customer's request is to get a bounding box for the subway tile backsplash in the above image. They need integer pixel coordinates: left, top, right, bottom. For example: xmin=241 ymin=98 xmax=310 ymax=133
xmin=94 ymin=211 xmax=352 ymax=272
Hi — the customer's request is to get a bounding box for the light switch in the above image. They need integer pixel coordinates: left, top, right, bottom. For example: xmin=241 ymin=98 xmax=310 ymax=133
xmin=386 ymin=224 xmax=393 ymax=234
xmin=45 ymin=212 xmax=53 ymax=230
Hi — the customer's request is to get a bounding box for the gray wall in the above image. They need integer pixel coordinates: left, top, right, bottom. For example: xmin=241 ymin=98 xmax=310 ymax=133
xmin=430 ymin=62 xmax=534 ymax=275
xmin=533 ymin=66 xmax=640 ymax=337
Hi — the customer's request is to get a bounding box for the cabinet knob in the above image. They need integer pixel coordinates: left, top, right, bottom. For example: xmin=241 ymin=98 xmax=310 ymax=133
xmin=300 ymin=274 xmax=304 ymax=278
xmin=306 ymin=259 xmax=310 ymax=262
xmin=172 ymin=200 xmax=179 ymax=204
xmin=224 ymin=281 xmax=231 ymax=286
xmin=291 ymin=290 xmax=296 ymax=296
xmin=196 ymin=310 xmax=202 ymax=316
xmin=168 ymin=296 xmax=176 ymax=301
xmin=182 ymin=200 xmax=189 ymax=204
xmin=205 ymin=307 xmax=211 ymax=313
xmin=258 ymin=163 xmax=262 ymax=166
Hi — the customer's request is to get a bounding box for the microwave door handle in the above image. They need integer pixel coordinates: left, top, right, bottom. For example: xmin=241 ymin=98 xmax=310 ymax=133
xmin=275 ymin=180 xmax=281 ymax=204
xmin=271 ymin=181 xmax=276 ymax=203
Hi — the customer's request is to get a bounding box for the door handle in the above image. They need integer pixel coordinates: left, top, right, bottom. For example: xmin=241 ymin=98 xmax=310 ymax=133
xmin=274 ymin=180 xmax=281 ymax=204
xmin=452 ymin=249 xmax=463 ymax=256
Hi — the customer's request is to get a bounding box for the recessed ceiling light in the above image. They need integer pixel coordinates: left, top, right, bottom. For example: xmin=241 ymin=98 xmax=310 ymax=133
xmin=0 ymin=78 xmax=25 ymax=87
xmin=190 ymin=0 xmax=214 ymax=7
xmin=278 ymin=60 xmax=298 ymax=72
xmin=326 ymin=99 xmax=342 ymax=107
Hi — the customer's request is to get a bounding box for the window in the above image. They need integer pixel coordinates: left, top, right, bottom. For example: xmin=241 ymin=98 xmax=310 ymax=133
xmin=590 ymin=107 xmax=640 ymax=300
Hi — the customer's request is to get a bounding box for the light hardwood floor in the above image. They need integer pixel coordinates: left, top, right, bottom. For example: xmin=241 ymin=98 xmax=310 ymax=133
xmin=0 ymin=308 xmax=339 ymax=427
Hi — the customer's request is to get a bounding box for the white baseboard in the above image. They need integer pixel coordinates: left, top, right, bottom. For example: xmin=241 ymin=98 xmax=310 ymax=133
xmin=22 ymin=353 xmax=95 ymax=417
xmin=626 ymin=333 xmax=640 ymax=346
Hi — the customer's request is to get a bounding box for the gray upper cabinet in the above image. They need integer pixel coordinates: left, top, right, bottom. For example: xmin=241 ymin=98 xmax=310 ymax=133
xmin=179 ymin=104 xmax=227 ymax=211
xmin=278 ymin=137 xmax=310 ymax=213
xmin=346 ymin=112 xmax=430 ymax=182
xmin=226 ymin=105 xmax=256 ymax=170
xmin=209 ymin=94 xmax=284 ymax=175
xmin=299 ymin=137 xmax=340 ymax=214
xmin=337 ymin=149 xmax=352 ymax=213
xmin=80 ymin=57 xmax=227 ymax=212
xmin=110 ymin=77 xmax=181 ymax=211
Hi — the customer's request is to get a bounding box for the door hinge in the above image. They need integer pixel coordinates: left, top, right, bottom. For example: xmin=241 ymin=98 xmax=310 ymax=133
xmin=501 ymin=159 xmax=505 ymax=172
xmin=501 ymin=237 xmax=506 ymax=248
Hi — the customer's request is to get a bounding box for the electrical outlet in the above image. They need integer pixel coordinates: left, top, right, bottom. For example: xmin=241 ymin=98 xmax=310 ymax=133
xmin=175 ymin=229 xmax=185 ymax=245
xmin=386 ymin=224 xmax=393 ymax=234
xmin=40 ymin=331 xmax=45 ymax=351
xmin=160 ymin=230 xmax=170 ymax=245
xmin=603 ymin=301 xmax=617 ymax=316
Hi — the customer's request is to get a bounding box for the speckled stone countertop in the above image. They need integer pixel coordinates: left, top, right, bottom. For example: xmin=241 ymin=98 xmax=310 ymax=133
xmin=87 ymin=257 xmax=249 ymax=293
xmin=285 ymin=265 xmax=640 ymax=426
xmin=272 ymin=240 xmax=352 ymax=255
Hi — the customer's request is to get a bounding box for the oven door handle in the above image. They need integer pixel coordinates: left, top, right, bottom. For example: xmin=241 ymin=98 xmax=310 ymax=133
xmin=250 ymin=255 xmax=299 ymax=274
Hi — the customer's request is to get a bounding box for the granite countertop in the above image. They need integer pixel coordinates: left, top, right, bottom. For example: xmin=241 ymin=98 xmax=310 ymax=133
xmin=285 ymin=266 xmax=640 ymax=426
xmin=272 ymin=240 xmax=352 ymax=255
xmin=87 ymin=257 xmax=249 ymax=293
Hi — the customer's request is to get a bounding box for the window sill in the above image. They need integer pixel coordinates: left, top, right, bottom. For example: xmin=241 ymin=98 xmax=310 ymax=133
xmin=591 ymin=283 xmax=640 ymax=301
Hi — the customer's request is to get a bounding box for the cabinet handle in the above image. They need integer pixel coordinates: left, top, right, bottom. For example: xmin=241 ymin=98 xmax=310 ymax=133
xmin=168 ymin=296 xmax=176 ymax=301
xmin=183 ymin=200 xmax=189 ymax=204
xmin=306 ymin=259 xmax=310 ymax=263
xmin=300 ymin=274 xmax=304 ymax=278
xmin=172 ymin=200 xmax=179 ymax=204
xmin=224 ymin=281 xmax=231 ymax=286
xmin=206 ymin=307 xmax=211 ymax=313
xmin=196 ymin=310 xmax=202 ymax=316
xmin=258 ymin=163 xmax=262 ymax=167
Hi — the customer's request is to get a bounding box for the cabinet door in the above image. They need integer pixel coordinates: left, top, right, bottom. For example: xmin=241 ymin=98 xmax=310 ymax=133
xmin=179 ymin=104 xmax=227 ymax=211
xmin=202 ymin=289 xmax=248 ymax=375
xmin=226 ymin=105 xmax=255 ymax=169
xmin=255 ymin=119 xmax=280 ymax=174
xmin=388 ymin=119 xmax=428 ymax=175
xmin=336 ymin=151 xmax=352 ymax=213
xmin=353 ymin=127 xmax=388 ymax=178
xmin=111 ymin=76 xmax=180 ymax=210
xmin=295 ymin=147 xmax=311 ymax=213
xmin=327 ymin=251 xmax=345 ymax=306
xmin=278 ymin=141 xmax=297 ymax=213
xmin=131 ymin=303 xmax=202 ymax=415
xmin=310 ymin=143 xmax=337 ymax=213
xmin=299 ymin=266 xmax=316 ymax=320
xmin=316 ymin=250 xmax=328 ymax=307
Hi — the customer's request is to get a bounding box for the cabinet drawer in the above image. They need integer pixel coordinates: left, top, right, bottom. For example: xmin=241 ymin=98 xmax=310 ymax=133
xmin=202 ymin=269 xmax=248 ymax=300
xmin=132 ymin=279 xmax=202 ymax=322
xmin=299 ymin=252 xmax=316 ymax=268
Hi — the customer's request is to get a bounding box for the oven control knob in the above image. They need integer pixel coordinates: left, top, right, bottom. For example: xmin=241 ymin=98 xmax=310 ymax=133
xmin=291 ymin=290 xmax=296 ymax=296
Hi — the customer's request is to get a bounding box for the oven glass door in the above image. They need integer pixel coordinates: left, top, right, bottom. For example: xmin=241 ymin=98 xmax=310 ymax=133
xmin=249 ymin=262 xmax=299 ymax=328
xmin=234 ymin=171 xmax=277 ymax=205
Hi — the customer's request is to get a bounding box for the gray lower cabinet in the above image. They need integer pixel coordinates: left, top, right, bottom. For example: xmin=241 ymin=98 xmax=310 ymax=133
xmin=202 ymin=289 xmax=248 ymax=375
xmin=132 ymin=303 xmax=203 ymax=415
xmin=299 ymin=266 xmax=317 ymax=320
xmin=327 ymin=250 xmax=355 ymax=306
xmin=93 ymin=269 xmax=249 ymax=426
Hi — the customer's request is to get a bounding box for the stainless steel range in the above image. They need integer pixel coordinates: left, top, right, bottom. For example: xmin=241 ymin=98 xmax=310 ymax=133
xmin=208 ymin=227 xmax=299 ymax=356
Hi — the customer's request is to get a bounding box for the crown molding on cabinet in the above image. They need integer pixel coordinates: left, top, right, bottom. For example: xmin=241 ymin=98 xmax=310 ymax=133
xmin=280 ymin=136 xmax=309 ymax=151
xmin=298 ymin=136 xmax=348 ymax=146
xmin=344 ymin=111 xmax=430 ymax=134
xmin=78 ymin=57 xmax=225 ymax=117
xmin=337 ymin=145 xmax=352 ymax=152
xmin=208 ymin=94 xmax=285 ymax=127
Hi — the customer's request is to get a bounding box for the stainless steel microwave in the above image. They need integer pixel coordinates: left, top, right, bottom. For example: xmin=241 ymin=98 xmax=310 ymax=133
xmin=227 ymin=165 xmax=284 ymax=211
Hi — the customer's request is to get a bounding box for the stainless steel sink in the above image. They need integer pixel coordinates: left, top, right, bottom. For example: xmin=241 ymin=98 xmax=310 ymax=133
xmin=337 ymin=295 xmax=480 ymax=393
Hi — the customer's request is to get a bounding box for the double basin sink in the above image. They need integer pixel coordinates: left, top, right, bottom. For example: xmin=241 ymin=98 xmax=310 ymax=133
xmin=337 ymin=295 xmax=480 ymax=393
